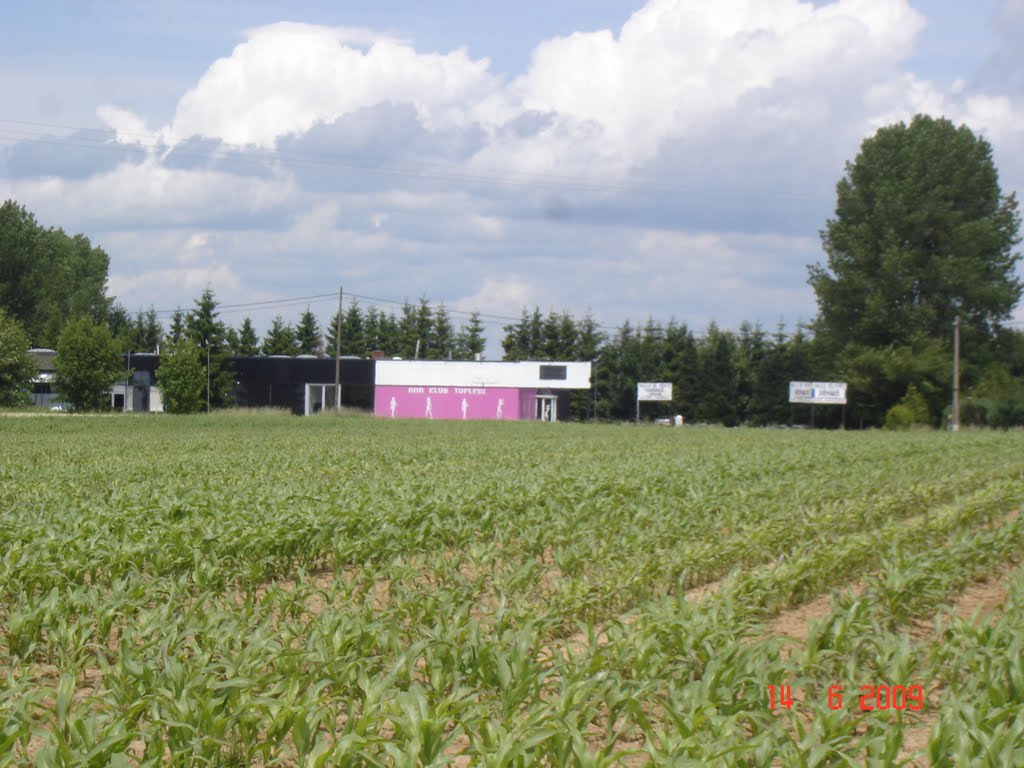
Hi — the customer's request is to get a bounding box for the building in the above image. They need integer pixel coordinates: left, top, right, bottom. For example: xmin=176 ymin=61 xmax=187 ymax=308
xmin=110 ymin=353 xmax=163 ymax=412
xmin=30 ymin=351 xmax=592 ymax=419
xmin=28 ymin=349 xmax=59 ymax=408
xmin=230 ymin=355 xmax=374 ymax=414
xmin=373 ymin=360 xmax=592 ymax=421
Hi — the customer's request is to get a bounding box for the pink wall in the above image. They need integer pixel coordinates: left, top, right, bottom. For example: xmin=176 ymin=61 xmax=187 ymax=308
xmin=375 ymin=385 xmax=529 ymax=420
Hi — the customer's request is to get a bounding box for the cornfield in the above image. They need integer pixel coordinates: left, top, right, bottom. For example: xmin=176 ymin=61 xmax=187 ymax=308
xmin=1 ymin=413 xmax=1022 ymax=766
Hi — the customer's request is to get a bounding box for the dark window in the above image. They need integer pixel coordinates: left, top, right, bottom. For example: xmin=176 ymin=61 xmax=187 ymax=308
xmin=539 ymin=365 xmax=567 ymax=381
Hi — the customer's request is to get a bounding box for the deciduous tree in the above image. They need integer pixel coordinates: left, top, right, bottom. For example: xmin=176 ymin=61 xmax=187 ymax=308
xmin=810 ymin=115 xmax=1021 ymax=350
xmin=158 ymin=339 xmax=205 ymax=414
xmin=0 ymin=200 xmax=114 ymax=348
xmin=0 ymin=310 xmax=36 ymax=406
xmin=54 ymin=318 xmax=124 ymax=411
xmin=809 ymin=115 xmax=1022 ymax=425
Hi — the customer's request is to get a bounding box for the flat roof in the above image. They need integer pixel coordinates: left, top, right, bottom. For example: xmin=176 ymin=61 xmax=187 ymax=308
xmin=374 ymin=360 xmax=592 ymax=389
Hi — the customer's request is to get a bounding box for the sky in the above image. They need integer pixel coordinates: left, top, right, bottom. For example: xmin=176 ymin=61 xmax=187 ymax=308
xmin=2 ymin=0 xmax=1023 ymax=355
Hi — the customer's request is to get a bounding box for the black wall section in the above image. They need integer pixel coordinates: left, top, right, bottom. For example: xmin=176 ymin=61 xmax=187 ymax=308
xmin=229 ymin=357 xmax=375 ymax=414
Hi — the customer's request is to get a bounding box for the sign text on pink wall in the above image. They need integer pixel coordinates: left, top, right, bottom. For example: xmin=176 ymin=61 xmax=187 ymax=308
xmin=374 ymin=385 xmax=523 ymax=420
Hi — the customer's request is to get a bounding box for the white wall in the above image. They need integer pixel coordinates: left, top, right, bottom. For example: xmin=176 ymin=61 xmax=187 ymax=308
xmin=374 ymin=360 xmax=592 ymax=389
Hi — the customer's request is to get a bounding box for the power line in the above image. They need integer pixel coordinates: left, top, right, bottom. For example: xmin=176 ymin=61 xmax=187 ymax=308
xmin=134 ymin=288 xmax=624 ymax=331
xmin=0 ymin=117 xmax=823 ymax=201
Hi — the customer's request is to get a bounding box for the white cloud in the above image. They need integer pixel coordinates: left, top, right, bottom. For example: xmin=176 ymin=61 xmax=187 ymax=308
xmin=456 ymin=275 xmax=535 ymax=316
xmin=470 ymin=0 xmax=926 ymax=177
xmin=97 ymin=105 xmax=152 ymax=146
xmin=4 ymin=158 xmax=299 ymax=227
xmin=162 ymin=22 xmax=497 ymax=148
xmin=108 ymin=263 xmax=242 ymax=310
xmin=9 ymin=0 xmax=1022 ymax=343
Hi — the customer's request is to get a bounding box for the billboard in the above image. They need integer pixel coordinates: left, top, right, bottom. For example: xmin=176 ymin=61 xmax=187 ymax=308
xmin=637 ymin=382 xmax=673 ymax=401
xmin=789 ymin=381 xmax=847 ymax=405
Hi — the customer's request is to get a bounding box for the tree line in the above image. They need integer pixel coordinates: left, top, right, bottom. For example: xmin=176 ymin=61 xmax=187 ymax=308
xmin=2 ymin=115 xmax=1022 ymax=424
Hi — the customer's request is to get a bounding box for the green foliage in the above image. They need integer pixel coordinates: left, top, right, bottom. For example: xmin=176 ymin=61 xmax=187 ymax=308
xmin=958 ymin=397 xmax=1024 ymax=429
xmin=262 ymin=315 xmax=298 ymax=356
xmin=430 ymin=303 xmax=455 ymax=360
xmin=122 ymin=307 xmax=163 ymax=353
xmin=158 ymin=339 xmax=206 ymax=414
xmin=323 ymin=300 xmax=491 ymax=360
xmin=809 ymin=115 xmax=1022 ymax=426
xmin=811 ymin=115 xmax=1022 ymax=352
xmin=457 ymin=311 xmax=487 ymax=360
xmin=185 ymin=288 xmax=234 ymax=407
xmin=593 ymin=318 xmax=818 ymax=425
xmin=884 ymin=382 xmax=934 ymax=429
xmin=234 ymin=317 xmax=261 ymax=356
xmin=168 ymin=309 xmax=186 ymax=344
xmin=696 ymin=322 xmax=740 ymax=425
xmin=837 ymin=337 xmax=948 ymax=427
xmin=0 ymin=309 xmax=36 ymax=406
xmin=0 ymin=200 xmax=116 ymax=348
xmin=295 ymin=308 xmax=322 ymax=356
xmin=900 ymin=384 xmax=932 ymax=424
xmin=53 ymin=317 xmax=124 ymax=411
xmin=0 ymin=422 xmax=1022 ymax=764
xmin=883 ymin=404 xmax=915 ymax=431
xmin=973 ymin=365 xmax=1024 ymax=402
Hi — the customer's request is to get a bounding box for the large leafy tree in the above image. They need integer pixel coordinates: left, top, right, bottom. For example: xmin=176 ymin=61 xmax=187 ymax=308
xmin=809 ymin=114 xmax=1022 ymax=425
xmin=0 ymin=200 xmax=115 ymax=347
xmin=810 ymin=115 xmax=1021 ymax=348
xmin=54 ymin=318 xmax=124 ymax=411
xmin=0 ymin=310 xmax=36 ymax=406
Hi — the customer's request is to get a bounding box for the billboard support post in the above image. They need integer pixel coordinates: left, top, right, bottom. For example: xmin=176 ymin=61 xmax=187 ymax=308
xmin=789 ymin=381 xmax=847 ymax=428
xmin=636 ymin=382 xmax=673 ymax=424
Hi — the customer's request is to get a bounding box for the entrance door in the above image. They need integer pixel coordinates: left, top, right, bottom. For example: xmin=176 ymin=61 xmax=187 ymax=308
xmin=536 ymin=395 xmax=558 ymax=422
xmin=304 ymin=384 xmax=340 ymax=415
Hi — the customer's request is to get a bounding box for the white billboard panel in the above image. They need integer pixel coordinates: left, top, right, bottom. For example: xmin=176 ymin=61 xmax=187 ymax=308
xmin=789 ymin=381 xmax=847 ymax=405
xmin=637 ymin=382 xmax=673 ymax=401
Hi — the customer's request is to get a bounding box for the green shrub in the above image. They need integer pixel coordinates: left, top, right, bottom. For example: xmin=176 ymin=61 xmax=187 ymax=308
xmin=883 ymin=404 xmax=915 ymax=430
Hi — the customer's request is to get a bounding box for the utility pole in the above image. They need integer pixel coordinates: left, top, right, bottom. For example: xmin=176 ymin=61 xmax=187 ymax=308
xmin=334 ymin=286 xmax=343 ymax=411
xmin=951 ymin=316 xmax=960 ymax=432
xmin=206 ymin=342 xmax=211 ymax=414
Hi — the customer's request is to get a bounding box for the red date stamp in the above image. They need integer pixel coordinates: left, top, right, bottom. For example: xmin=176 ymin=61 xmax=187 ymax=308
xmin=767 ymin=684 xmax=924 ymax=711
